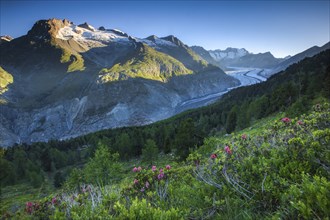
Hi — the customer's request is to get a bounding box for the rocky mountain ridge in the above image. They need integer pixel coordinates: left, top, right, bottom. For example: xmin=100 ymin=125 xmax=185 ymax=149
xmin=264 ymin=42 xmax=330 ymax=77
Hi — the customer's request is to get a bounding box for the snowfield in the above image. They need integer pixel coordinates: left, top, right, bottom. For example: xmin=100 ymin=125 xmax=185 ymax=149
xmin=56 ymin=24 xmax=129 ymax=43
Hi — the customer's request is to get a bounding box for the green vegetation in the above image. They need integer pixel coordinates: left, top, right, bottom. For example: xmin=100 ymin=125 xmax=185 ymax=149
xmin=0 ymin=66 xmax=13 ymax=95
xmin=1 ymin=103 xmax=329 ymax=219
xmin=60 ymin=49 xmax=85 ymax=72
xmin=100 ymin=44 xmax=192 ymax=82
xmin=0 ymin=50 xmax=329 ymax=218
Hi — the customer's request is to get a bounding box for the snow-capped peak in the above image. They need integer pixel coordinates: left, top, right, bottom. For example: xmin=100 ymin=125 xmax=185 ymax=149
xmin=78 ymin=22 xmax=95 ymax=32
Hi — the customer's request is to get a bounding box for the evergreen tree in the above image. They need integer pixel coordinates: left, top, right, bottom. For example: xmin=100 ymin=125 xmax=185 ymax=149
xmin=54 ymin=171 xmax=65 ymax=188
xmin=142 ymin=139 xmax=158 ymax=164
xmin=226 ymin=107 xmax=237 ymax=133
xmin=174 ymin=118 xmax=196 ymax=159
xmin=84 ymin=143 xmax=122 ymax=185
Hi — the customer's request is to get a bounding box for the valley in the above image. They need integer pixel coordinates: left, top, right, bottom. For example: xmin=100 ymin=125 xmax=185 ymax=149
xmin=175 ymin=67 xmax=268 ymax=112
xmin=1 ymin=1 xmax=329 ymax=219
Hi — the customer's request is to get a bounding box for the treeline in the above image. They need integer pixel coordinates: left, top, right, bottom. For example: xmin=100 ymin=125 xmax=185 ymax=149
xmin=1 ymin=49 xmax=329 ymax=187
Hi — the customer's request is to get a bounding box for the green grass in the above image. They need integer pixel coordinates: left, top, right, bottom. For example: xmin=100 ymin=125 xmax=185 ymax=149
xmin=60 ymin=49 xmax=85 ymax=72
xmin=100 ymin=44 xmax=193 ymax=83
xmin=0 ymin=66 xmax=13 ymax=95
xmin=0 ymin=181 xmax=54 ymax=216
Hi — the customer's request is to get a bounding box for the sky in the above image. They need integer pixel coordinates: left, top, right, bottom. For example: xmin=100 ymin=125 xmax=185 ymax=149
xmin=0 ymin=0 xmax=329 ymax=58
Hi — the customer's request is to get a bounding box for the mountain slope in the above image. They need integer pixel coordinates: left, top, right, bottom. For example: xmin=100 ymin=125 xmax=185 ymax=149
xmin=99 ymin=43 xmax=192 ymax=82
xmin=0 ymin=18 xmax=239 ymax=146
xmin=265 ymin=41 xmax=330 ymax=77
xmin=142 ymin=35 xmax=210 ymax=72
xmin=190 ymin=45 xmax=220 ymax=67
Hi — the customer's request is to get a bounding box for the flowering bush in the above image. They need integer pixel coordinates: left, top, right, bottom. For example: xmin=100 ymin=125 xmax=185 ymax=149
xmin=224 ymin=145 xmax=232 ymax=155
xmin=281 ymin=117 xmax=291 ymax=123
xmin=210 ymin=154 xmax=217 ymax=159
xmin=194 ymin=103 xmax=330 ymax=218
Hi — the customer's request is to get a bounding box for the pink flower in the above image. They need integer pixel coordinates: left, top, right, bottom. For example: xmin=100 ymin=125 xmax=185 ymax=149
xmin=297 ymin=120 xmax=303 ymax=125
xmin=158 ymin=172 xmax=164 ymax=180
xmin=159 ymin=168 xmax=164 ymax=173
xmin=210 ymin=154 xmax=217 ymax=159
xmin=133 ymin=179 xmax=139 ymax=184
xmin=25 ymin=202 xmax=33 ymax=214
xmin=241 ymin=134 xmax=247 ymax=140
xmin=152 ymin=165 xmax=157 ymax=172
xmin=132 ymin=167 xmax=138 ymax=172
xmin=137 ymin=166 xmax=142 ymax=172
xmin=140 ymin=187 xmax=145 ymax=192
xmin=224 ymin=146 xmax=232 ymax=155
xmin=281 ymin=117 xmax=291 ymax=123
xmin=145 ymin=181 xmax=150 ymax=188
xmin=165 ymin=165 xmax=171 ymax=170
xmin=51 ymin=197 xmax=57 ymax=205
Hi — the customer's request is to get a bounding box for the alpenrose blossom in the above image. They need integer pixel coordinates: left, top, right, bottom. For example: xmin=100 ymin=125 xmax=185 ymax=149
xmin=25 ymin=202 xmax=33 ymax=214
xmin=281 ymin=117 xmax=291 ymax=123
xmin=137 ymin=166 xmax=142 ymax=172
xmin=158 ymin=172 xmax=164 ymax=180
xmin=132 ymin=167 xmax=138 ymax=172
xmin=224 ymin=146 xmax=232 ymax=154
xmin=159 ymin=168 xmax=164 ymax=173
xmin=51 ymin=197 xmax=57 ymax=205
xmin=145 ymin=181 xmax=150 ymax=188
xmin=210 ymin=154 xmax=217 ymax=159
xmin=165 ymin=165 xmax=171 ymax=170
xmin=152 ymin=165 xmax=157 ymax=172
xmin=297 ymin=120 xmax=304 ymax=125
xmin=140 ymin=187 xmax=145 ymax=192
xmin=133 ymin=179 xmax=139 ymax=184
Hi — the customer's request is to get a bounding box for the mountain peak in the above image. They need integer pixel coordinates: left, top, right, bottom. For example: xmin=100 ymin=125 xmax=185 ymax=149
xmin=27 ymin=18 xmax=71 ymax=39
xmin=146 ymin=35 xmax=158 ymax=42
xmin=161 ymin=35 xmax=185 ymax=47
xmin=78 ymin=22 xmax=95 ymax=32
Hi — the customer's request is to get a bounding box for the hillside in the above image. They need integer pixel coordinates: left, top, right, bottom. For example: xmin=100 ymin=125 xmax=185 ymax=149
xmin=99 ymin=43 xmax=192 ymax=82
xmin=1 ymin=101 xmax=329 ymax=219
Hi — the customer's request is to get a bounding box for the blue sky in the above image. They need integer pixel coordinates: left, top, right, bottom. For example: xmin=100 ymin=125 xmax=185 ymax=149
xmin=0 ymin=0 xmax=329 ymax=57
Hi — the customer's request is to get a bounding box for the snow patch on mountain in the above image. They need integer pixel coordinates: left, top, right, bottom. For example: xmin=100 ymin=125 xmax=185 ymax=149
xmin=140 ymin=38 xmax=178 ymax=48
xmin=56 ymin=25 xmax=129 ymax=44
xmin=209 ymin=48 xmax=249 ymax=61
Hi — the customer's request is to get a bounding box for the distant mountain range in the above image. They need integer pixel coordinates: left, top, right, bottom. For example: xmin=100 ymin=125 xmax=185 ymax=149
xmin=0 ymin=18 xmax=239 ymax=146
xmin=191 ymin=46 xmax=286 ymax=70
xmin=191 ymin=43 xmax=329 ymax=75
